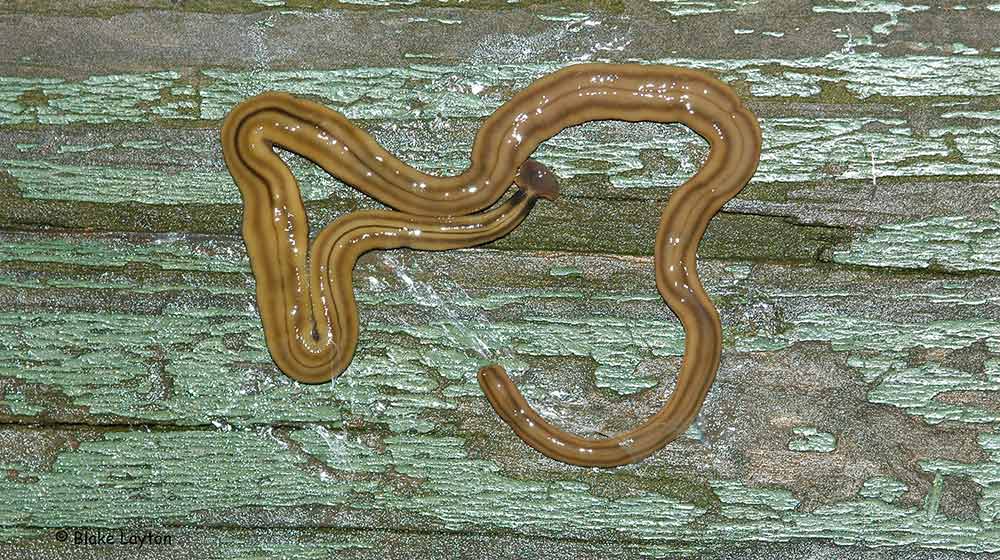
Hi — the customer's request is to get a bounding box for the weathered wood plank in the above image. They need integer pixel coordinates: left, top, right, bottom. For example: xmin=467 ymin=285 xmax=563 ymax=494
xmin=4 ymin=114 xmax=1000 ymax=208
xmin=2 ymin=0 xmax=1000 ymax=557
xmin=1 ymin=61 xmax=998 ymax=266
xmin=1 ymin=237 xmax=999 ymax=552
xmin=3 ymin=2 xmax=998 ymax=75
xmin=0 ymin=233 xmax=998 ymax=422
xmin=9 ymin=55 xmax=1000 ymax=127
xmin=2 ymin=112 xmax=997 ymax=264
xmin=0 ymin=416 xmax=997 ymax=552
xmin=1 ymin=3 xmax=997 ymax=272
xmin=0 ymin=527 xmax=988 ymax=560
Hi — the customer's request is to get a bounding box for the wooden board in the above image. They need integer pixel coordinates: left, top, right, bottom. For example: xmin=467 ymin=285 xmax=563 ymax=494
xmin=1 ymin=0 xmax=999 ymax=557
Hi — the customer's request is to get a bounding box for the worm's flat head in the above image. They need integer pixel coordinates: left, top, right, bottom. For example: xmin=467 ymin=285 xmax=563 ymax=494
xmin=514 ymin=159 xmax=560 ymax=201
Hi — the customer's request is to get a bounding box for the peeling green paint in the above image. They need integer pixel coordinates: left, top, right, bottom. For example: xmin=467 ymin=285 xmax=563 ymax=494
xmin=197 ymin=54 xmax=1000 ymax=119
xmin=921 ymin=433 xmax=1000 ymax=524
xmin=3 ymin=113 xmax=997 ymax=208
xmin=4 ymin=422 xmax=998 ymax=552
xmin=813 ymin=1 xmax=930 ymax=37
xmin=868 ymin=360 xmax=1000 ymax=425
xmin=0 ymin=233 xmax=247 ymax=273
xmin=834 ymin=206 xmax=1000 ymax=273
xmin=0 ymin=72 xmax=192 ymax=125
xmin=647 ymin=0 xmax=760 ymax=17
xmin=548 ymin=265 xmax=582 ymax=278
xmin=702 ymin=477 xmax=1000 ymax=551
xmin=3 ymin=52 xmax=1000 ymax=128
xmin=0 ymin=391 xmax=44 ymax=417
xmin=0 ymin=157 xmax=357 ymax=205
xmin=4 ymin=1 xmax=1000 ymax=555
xmin=860 ymin=477 xmax=909 ymax=503
xmin=4 ymin=257 xmax=999 ymax=429
xmin=788 ymin=426 xmax=837 ymax=453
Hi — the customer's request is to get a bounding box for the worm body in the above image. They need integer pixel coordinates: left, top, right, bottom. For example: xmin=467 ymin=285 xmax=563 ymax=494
xmin=221 ymin=63 xmax=761 ymax=466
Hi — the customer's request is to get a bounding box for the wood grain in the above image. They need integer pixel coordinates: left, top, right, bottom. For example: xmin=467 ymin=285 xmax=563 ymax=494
xmin=1 ymin=0 xmax=999 ymax=557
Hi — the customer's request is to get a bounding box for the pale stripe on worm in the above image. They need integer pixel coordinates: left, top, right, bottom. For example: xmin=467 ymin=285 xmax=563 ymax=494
xmin=221 ymin=63 xmax=761 ymax=467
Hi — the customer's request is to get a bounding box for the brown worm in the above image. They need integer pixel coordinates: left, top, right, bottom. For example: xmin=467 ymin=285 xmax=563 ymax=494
xmin=221 ymin=63 xmax=761 ymax=467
